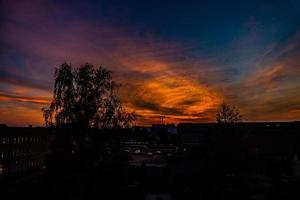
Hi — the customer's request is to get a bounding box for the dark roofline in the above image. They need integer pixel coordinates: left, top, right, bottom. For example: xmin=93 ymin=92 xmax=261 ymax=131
xmin=177 ymin=121 xmax=300 ymax=128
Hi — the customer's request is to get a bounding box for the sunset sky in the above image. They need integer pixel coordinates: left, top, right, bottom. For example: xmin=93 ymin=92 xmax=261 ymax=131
xmin=1 ymin=0 xmax=300 ymax=126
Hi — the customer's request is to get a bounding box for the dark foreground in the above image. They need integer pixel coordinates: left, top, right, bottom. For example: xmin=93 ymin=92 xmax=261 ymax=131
xmin=1 ymin=123 xmax=300 ymax=200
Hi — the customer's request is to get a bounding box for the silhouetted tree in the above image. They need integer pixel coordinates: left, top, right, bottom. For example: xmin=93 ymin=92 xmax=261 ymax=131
xmin=216 ymin=103 xmax=242 ymax=123
xmin=42 ymin=62 xmax=135 ymax=128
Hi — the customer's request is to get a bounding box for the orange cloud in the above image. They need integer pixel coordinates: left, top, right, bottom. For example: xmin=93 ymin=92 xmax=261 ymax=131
xmin=0 ymin=94 xmax=50 ymax=105
xmin=226 ymin=46 xmax=300 ymax=121
xmin=118 ymin=57 xmax=223 ymax=125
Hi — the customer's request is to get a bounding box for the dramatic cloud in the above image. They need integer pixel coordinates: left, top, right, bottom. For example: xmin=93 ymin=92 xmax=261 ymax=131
xmin=225 ymin=31 xmax=300 ymax=121
xmin=1 ymin=0 xmax=299 ymax=126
